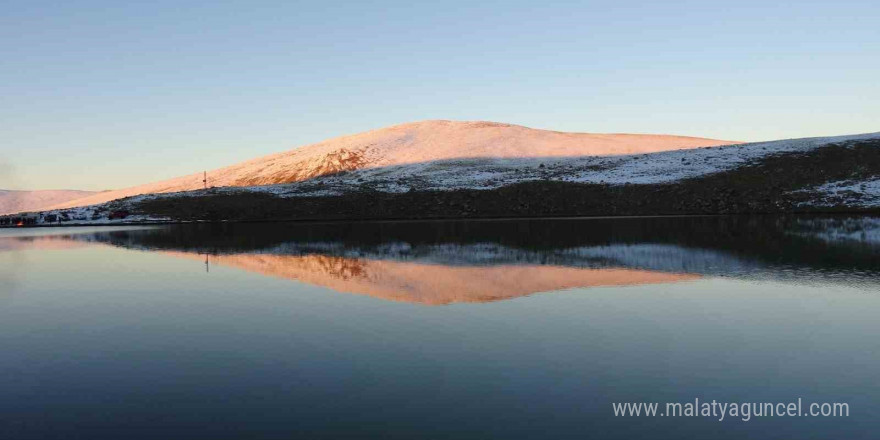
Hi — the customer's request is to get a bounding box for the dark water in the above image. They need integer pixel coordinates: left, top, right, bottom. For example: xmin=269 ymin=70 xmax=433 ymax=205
xmin=1 ymin=216 xmax=879 ymax=439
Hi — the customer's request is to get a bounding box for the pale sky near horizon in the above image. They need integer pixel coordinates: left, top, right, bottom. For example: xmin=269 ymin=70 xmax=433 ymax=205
xmin=1 ymin=0 xmax=878 ymax=191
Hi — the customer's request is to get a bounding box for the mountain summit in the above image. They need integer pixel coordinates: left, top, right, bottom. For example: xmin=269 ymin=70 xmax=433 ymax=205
xmin=50 ymin=120 xmax=735 ymax=209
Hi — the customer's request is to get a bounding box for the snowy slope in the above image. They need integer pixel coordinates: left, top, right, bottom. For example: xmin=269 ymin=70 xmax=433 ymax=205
xmin=50 ymin=120 xmax=735 ymax=209
xmin=0 ymin=189 xmax=97 ymax=215
xmin=222 ymin=130 xmax=880 ymax=197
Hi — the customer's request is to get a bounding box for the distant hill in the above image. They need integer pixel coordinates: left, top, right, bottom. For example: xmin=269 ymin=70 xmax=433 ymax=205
xmin=0 ymin=190 xmax=98 ymax=215
xmin=49 ymin=120 xmax=735 ymax=209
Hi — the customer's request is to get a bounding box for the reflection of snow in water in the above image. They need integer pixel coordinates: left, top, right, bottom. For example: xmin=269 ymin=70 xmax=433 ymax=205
xmin=560 ymin=244 xmax=762 ymax=274
xmin=164 ymin=250 xmax=699 ymax=305
xmin=263 ymin=237 xmax=878 ymax=287
xmin=787 ymin=217 xmax=880 ymax=245
xmin=263 ymin=242 xmax=763 ymax=276
xmin=266 ymin=241 xmax=742 ymax=271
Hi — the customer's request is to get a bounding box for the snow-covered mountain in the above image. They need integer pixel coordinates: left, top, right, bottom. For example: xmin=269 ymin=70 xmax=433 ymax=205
xmin=7 ymin=126 xmax=878 ymax=226
xmin=0 ymin=190 xmax=97 ymax=215
xmin=49 ymin=120 xmax=735 ymax=209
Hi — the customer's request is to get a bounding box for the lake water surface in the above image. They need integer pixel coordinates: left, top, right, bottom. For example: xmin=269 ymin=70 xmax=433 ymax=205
xmin=1 ymin=216 xmax=878 ymax=439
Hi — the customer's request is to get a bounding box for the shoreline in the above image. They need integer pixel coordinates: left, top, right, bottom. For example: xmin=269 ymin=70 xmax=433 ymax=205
xmin=3 ymin=210 xmax=879 ymax=230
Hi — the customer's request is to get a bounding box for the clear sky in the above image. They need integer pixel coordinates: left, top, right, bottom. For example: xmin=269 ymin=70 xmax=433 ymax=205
xmin=1 ymin=0 xmax=878 ymax=191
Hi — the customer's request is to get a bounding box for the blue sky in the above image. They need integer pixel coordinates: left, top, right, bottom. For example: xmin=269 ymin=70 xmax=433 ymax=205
xmin=1 ymin=0 xmax=878 ymax=190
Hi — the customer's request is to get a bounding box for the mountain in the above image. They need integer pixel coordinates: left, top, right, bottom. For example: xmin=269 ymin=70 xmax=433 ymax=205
xmin=49 ymin=120 xmax=735 ymax=209
xmin=0 ymin=190 xmax=98 ymax=215
xmin=5 ymin=123 xmax=878 ymax=226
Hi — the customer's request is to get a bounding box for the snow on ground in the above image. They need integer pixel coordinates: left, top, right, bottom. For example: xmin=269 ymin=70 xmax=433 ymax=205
xmin=45 ymin=120 xmax=735 ymax=210
xmin=793 ymin=177 xmax=880 ymax=208
xmin=235 ymin=130 xmax=880 ymax=197
xmin=13 ymin=203 xmax=172 ymax=226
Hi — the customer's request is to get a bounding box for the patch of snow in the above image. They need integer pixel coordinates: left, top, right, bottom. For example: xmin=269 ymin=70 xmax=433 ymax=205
xmin=14 ymin=200 xmax=173 ymax=226
xmin=793 ymin=177 xmax=880 ymax=208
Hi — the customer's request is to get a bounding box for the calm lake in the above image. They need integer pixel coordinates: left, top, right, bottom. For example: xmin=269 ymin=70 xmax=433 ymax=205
xmin=1 ymin=216 xmax=878 ymax=439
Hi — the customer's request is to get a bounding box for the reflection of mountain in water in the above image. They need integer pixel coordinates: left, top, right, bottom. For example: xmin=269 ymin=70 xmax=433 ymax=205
xmin=260 ymin=241 xmax=764 ymax=274
xmin=6 ymin=216 xmax=879 ymax=304
xmin=168 ymin=251 xmax=697 ymax=304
